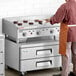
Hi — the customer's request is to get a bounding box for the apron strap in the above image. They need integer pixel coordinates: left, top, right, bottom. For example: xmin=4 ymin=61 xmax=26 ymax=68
xmin=59 ymin=23 xmax=68 ymax=55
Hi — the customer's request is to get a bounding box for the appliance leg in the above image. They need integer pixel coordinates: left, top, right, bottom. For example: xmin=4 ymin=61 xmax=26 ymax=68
xmin=19 ymin=72 xmax=27 ymax=76
xmin=25 ymin=72 xmax=27 ymax=76
xmin=60 ymin=67 xmax=62 ymax=71
xmin=5 ymin=65 xmax=9 ymax=69
xmin=19 ymin=73 xmax=24 ymax=76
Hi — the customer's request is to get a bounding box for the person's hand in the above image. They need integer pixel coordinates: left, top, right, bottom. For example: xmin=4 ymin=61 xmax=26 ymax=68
xmin=44 ymin=18 xmax=50 ymax=23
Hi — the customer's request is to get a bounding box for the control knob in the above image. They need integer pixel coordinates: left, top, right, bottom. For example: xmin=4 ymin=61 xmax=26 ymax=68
xmin=23 ymin=20 xmax=28 ymax=23
xmin=29 ymin=22 xmax=34 ymax=25
xmin=18 ymin=23 xmax=22 ymax=26
xmin=22 ymin=32 xmax=26 ymax=36
xmin=36 ymin=31 xmax=40 ymax=35
xmin=13 ymin=21 xmax=18 ymax=24
xmin=50 ymin=30 xmax=53 ymax=34
xmin=38 ymin=21 xmax=42 ymax=25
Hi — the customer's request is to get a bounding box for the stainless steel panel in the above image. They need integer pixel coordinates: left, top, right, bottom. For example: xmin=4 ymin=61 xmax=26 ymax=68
xmin=21 ymin=45 xmax=59 ymax=59
xmin=0 ymin=35 xmax=5 ymax=76
xmin=0 ymin=64 xmax=4 ymax=74
xmin=2 ymin=16 xmax=60 ymax=43
xmin=20 ymin=56 xmax=61 ymax=71
xmin=0 ymin=39 xmax=4 ymax=53
xmin=0 ymin=53 xmax=3 ymax=63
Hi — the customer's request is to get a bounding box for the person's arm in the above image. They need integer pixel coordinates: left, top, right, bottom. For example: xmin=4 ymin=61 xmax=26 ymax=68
xmin=45 ymin=4 xmax=67 ymax=24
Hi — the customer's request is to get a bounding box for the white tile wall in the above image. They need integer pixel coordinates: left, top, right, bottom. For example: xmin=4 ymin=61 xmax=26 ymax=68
xmin=0 ymin=0 xmax=65 ymax=33
xmin=24 ymin=0 xmax=65 ymax=16
xmin=0 ymin=0 xmax=25 ymax=34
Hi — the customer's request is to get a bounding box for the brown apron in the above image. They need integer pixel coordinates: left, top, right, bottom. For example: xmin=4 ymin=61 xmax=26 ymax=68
xmin=59 ymin=23 xmax=69 ymax=55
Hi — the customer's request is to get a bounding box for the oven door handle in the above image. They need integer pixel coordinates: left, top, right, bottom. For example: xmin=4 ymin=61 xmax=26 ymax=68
xmin=36 ymin=49 xmax=52 ymax=55
xmin=36 ymin=60 xmax=52 ymax=67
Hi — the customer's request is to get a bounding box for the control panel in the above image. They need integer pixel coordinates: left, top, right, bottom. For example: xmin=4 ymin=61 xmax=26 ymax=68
xmin=18 ymin=27 xmax=60 ymax=40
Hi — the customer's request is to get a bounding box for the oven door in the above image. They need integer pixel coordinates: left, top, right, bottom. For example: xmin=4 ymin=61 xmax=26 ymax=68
xmin=20 ymin=45 xmax=59 ymax=59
